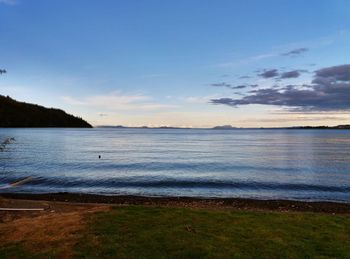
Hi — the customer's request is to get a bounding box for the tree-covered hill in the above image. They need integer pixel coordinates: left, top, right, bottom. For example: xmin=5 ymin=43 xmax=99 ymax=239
xmin=0 ymin=95 xmax=92 ymax=128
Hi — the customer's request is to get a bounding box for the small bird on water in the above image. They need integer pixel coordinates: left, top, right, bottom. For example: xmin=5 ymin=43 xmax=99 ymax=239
xmin=99 ymin=155 xmax=101 ymax=159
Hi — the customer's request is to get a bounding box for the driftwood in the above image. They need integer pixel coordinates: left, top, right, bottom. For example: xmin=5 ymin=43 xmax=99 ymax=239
xmin=0 ymin=137 xmax=39 ymax=211
xmin=0 ymin=137 xmax=15 ymax=151
xmin=0 ymin=208 xmax=44 ymax=211
xmin=0 ymin=176 xmax=33 ymax=190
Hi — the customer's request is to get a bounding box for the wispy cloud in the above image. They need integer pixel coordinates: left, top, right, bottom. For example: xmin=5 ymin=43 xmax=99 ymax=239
xmin=281 ymin=47 xmax=309 ymax=57
xmin=216 ymin=47 xmax=309 ymax=68
xmin=210 ymin=82 xmax=260 ymax=91
xmin=184 ymin=95 xmax=221 ymax=104
xmin=0 ymin=0 xmax=18 ymax=5
xmin=241 ymin=115 xmax=350 ymax=123
xmin=62 ymin=91 xmax=177 ymax=111
xmin=210 ymin=82 xmax=232 ymax=88
xmin=217 ymin=52 xmax=277 ymax=68
xmin=215 ymin=31 xmax=345 ymax=69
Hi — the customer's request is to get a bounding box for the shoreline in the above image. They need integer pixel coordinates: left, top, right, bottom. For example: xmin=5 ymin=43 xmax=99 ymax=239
xmin=1 ymin=192 xmax=350 ymax=214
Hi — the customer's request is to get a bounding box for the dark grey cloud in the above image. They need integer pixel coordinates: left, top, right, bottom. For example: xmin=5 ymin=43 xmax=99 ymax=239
xmin=232 ymin=84 xmax=260 ymax=90
xmin=211 ymin=64 xmax=350 ymax=111
xmin=259 ymin=69 xmax=279 ymax=78
xmin=259 ymin=68 xmax=306 ymax=80
xmin=315 ymin=64 xmax=350 ymax=81
xmin=281 ymin=48 xmax=309 ymax=56
xmin=280 ymin=70 xmax=301 ymax=79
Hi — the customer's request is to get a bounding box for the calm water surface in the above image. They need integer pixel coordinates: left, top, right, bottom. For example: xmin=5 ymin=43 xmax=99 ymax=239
xmin=0 ymin=128 xmax=350 ymax=202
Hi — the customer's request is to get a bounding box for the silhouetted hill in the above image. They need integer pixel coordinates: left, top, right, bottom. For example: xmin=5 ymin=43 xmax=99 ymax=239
xmin=212 ymin=125 xmax=237 ymax=130
xmin=0 ymin=95 xmax=92 ymax=128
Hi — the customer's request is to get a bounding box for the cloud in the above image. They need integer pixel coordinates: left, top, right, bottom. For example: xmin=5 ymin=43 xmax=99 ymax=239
xmin=210 ymin=82 xmax=232 ymax=88
xmin=62 ymin=92 xmax=177 ymax=111
xmin=280 ymin=70 xmax=301 ymax=79
xmin=250 ymin=53 xmax=277 ymax=61
xmin=210 ymin=82 xmax=245 ymax=89
xmin=257 ymin=69 xmax=305 ymax=80
xmin=231 ymin=85 xmax=247 ymax=89
xmin=258 ymin=69 xmax=279 ymax=78
xmin=210 ymin=82 xmax=257 ymax=90
xmin=211 ymin=64 xmax=350 ymax=112
xmin=281 ymin=47 xmax=309 ymax=57
xmin=184 ymin=95 xmax=220 ymax=104
xmin=216 ymin=52 xmax=277 ymax=68
xmin=241 ymin=115 xmax=350 ymax=123
xmin=315 ymin=64 xmax=350 ymax=81
xmin=0 ymin=0 xmax=18 ymax=5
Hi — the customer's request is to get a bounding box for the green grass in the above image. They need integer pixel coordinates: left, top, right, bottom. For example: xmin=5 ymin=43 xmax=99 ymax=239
xmin=0 ymin=244 xmax=28 ymax=259
xmin=76 ymin=206 xmax=350 ymax=259
xmin=1 ymin=206 xmax=350 ymax=258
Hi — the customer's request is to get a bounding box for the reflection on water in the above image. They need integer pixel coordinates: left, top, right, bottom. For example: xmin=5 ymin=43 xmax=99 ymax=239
xmin=0 ymin=128 xmax=350 ymax=202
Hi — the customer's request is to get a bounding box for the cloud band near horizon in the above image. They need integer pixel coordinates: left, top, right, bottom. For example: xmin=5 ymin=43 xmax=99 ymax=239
xmin=211 ymin=64 xmax=350 ymax=112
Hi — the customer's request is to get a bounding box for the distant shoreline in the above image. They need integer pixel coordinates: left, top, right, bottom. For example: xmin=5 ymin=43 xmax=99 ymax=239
xmin=1 ymin=126 xmax=350 ymax=130
xmin=96 ymin=125 xmax=350 ymax=130
xmin=1 ymin=192 xmax=350 ymax=214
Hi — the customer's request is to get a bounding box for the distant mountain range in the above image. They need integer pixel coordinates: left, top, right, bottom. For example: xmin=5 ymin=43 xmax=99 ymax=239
xmin=291 ymin=125 xmax=350 ymax=129
xmin=98 ymin=125 xmax=192 ymax=129
xmin=98 ymin=124 xmax=350 ymax=130
xmin=0 ymin=95 xmax=92 ymax=128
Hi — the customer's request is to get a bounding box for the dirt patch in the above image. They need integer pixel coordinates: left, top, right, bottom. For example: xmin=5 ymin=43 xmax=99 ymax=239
xmin=0 ymin=198 xmax=108 ymax=257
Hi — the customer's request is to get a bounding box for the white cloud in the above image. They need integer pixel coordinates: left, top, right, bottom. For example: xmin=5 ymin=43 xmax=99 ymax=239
xmin=62 ymin=91 xmax=177 ymax=111
xmin=184 ymin=95 xmax=220 ymax=104
xmin=240 ymin=115 xmax=350 ymax=123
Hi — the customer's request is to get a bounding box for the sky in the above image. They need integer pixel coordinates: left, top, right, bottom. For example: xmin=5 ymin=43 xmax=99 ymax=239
xmin=1 ymin=0 xmax=350 ymax=127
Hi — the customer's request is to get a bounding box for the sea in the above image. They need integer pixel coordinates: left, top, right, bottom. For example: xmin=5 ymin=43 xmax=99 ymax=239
xmin=0 ymin=128 xmax=350 ymax=203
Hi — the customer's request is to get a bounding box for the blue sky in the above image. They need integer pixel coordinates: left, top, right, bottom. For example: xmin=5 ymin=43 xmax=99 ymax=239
xmin=1 ymin=0 xmax=350 ymax=127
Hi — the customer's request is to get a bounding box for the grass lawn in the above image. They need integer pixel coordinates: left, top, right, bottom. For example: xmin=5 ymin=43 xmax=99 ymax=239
xmin=1 ymin=206 xmax=350 ymax=258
